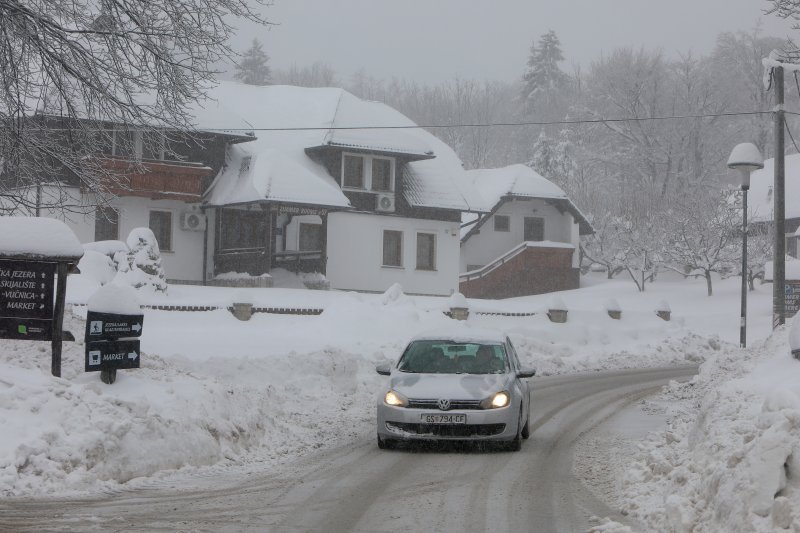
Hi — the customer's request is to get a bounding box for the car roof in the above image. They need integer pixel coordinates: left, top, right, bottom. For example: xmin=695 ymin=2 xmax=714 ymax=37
xmin=409 ymin=325 xmax=507 ymax=344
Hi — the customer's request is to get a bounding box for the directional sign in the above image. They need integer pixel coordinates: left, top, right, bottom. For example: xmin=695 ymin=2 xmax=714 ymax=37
xmin=786 ymin=282 xmax=800 ymax=317
xmin=85 ymin=339 xmax=141 ymax=372
xmin=85 ymin=311 xmax=144 ymax=339
xmin=0 ymin=259 xmax=56 ymax=340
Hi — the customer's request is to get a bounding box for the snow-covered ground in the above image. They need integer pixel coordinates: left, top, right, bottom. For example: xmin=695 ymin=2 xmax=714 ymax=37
xmin=2 ymin=269 xmax=795 ymax=532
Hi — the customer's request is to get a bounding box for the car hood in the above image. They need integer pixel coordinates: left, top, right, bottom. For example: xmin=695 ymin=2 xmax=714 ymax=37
xmin=389 ymin=372 xmax=510 ymax=400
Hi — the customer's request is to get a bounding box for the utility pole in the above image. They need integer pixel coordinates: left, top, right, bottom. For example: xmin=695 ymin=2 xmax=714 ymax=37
xmin=774 ymin=65 xmax=786 ymax=329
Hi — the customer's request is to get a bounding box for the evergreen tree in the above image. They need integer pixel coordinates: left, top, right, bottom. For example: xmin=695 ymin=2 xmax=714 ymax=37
xmin=114 ymin=228 xmax=168 ymax=293
xmin=521 ymin=30 xmax=570 ymax=113
xmin=527 ymin=130 xmax=574 ymax=188
xmin=235 ymin=39 xmax=271 ymax=85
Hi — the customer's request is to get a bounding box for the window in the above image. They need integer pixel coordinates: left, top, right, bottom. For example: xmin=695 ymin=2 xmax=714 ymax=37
xmin=372 ymin=158 xmax=392 ymax=191
xmin=299 ymin=223 xmax=322 ymax=251
xmin=94 ymin=206 xmax=119 ymax=241
xmin=494 ymin=215 xmax=510 ymax=232
xmin=219 ymin=209 xmax=265 ymax=250
xmin=113 ymin=129 xmax=134 ymax=159
xmin=524 ymin=217 xmax=545 ymax=241
xmin=141 ymin=131 xmax=165 ymax=160
xmin=383 ymin=230 xmax=402 ymax=267
xmin=343 ymin=154 xmax=365 ymax=189
xmin=149 ymin=210 xmax=172 ymax=252
xmin=416 ymin=232 xmax=436 ymax=270
xmin=341 ymin=153 xmax=395 ymax=192
xmin=787 ymin=233 xmax=798 ymax=259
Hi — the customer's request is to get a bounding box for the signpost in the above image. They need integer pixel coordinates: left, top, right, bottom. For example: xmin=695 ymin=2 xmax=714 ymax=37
xmin=0 ymin=259 xmax=56 ymax=340
xmin=84 ymin=306 xmax=143 ymax=384
xmin=85 ymin=339 xmax=141 ymax=373
xmin=785 ymin=282 xmax=800 ymax=318
xmin=85 ymin=311 xmax=143 ymax=339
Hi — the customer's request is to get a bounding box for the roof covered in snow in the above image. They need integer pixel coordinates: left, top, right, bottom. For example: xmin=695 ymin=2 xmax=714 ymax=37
xmin=748 ymin=153 xmax=800 ymax=223
xmin=0 ymin=217 xmax=84 ymax=260
xmin=200 ymin=83 xmax=482 ymax=212
xmin=463 ymin=164 xmax=593 ymax=236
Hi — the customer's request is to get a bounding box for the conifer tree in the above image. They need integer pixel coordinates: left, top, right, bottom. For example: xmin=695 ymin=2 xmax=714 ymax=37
xmin=235 ymin=39 xmax=272 ymax=85
xmin=521 ymin=30 xmax=570 ymax=114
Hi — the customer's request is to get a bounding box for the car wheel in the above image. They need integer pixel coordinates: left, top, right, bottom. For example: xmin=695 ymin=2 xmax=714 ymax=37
xmin=506 ymin=410 xmax=523 ymax=451
xmin=521 ymin=416 xmax=531 ymax=440
xmin=377 ymin=435 xmax=396 ymax=450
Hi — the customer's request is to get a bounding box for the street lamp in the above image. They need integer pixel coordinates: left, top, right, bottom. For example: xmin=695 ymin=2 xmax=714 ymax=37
xmin=727 ymin=142 xmax=764 ymax=348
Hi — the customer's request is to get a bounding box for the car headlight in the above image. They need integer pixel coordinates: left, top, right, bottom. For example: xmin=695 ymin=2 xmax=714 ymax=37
xmin=384 ymin=390 xmax=408 ymax=407
xmin=480 ymin=391 xmax=510 ymax=409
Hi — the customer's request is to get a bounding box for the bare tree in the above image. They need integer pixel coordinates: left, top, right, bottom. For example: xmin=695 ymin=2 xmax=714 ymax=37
xmin=0 ymin=0 xmax=270 ymax=214
xmin=662 ymin=191 xmax=741 ymax=296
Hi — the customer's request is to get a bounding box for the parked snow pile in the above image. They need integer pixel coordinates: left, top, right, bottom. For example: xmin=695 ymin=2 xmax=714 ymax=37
xmin=621 ymin=318 xmax=800 ymax=532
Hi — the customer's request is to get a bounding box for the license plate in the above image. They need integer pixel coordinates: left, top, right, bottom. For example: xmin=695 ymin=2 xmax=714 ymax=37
xmin=421 ymin=414 xmax=466 ymax=424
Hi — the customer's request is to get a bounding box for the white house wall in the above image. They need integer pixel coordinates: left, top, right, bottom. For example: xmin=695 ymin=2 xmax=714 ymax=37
xmin=326 ymin=212 xmax=460 ymax=296
xmin=21 ymin=187 xmax=205 ymax=283
xmin=114 ymin=197 xmax=205 ymax=282
xmin=460 ymin=198 xmax=577 ymax=271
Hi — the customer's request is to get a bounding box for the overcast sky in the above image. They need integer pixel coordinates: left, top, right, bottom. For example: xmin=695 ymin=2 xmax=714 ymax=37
xmin=232 ymin=0 xmax=796 ymax=84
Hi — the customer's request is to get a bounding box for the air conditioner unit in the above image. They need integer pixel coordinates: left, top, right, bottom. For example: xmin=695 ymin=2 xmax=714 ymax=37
xmin=180 ymin=211 xmax=206 ymax=231
xmin=375 ymin=193 xmax=396 ymax=213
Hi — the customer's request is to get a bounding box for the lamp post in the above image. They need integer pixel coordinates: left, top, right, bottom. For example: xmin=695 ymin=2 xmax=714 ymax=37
xmin=727 ymin=143 xmax=764 ymax=348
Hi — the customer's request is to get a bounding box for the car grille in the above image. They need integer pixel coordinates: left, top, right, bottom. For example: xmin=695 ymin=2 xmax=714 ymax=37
xmin=386 ymin=422 xmax=506 ymax=437
xmin=407 ymin=399 xmax=483 ymax=410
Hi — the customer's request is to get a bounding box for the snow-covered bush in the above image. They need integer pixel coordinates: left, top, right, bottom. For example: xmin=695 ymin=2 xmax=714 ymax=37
xmin=76 ymin=250 xmax=117 ymax=286
xmin=113 ymin=228 xmax=168 ymax=293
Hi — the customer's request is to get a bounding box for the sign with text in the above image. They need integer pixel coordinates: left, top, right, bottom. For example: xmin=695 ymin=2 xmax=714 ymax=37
xmin=85 ymin=311 xmax=143 ymax=339
xmin=0 ymin=259 xmax=56 ymax=340
xmin=786 ymin=282 xmax=800 ymax=317
xmin=85 ymin=339 xmax=141 ymax=372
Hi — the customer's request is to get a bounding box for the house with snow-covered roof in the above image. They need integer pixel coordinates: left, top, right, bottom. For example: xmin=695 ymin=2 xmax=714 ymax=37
xmin=0 ymin=97 xmax=253 ymax=282
xmin=458 ymin=164 xmax=593 ymax=299
xmin=748 ymin=153 xmax=800 ymax=258
xmin=11 ymin=82 xmax=484 ymax=296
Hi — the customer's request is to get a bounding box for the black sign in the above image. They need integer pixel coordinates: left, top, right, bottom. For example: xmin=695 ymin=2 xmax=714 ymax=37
xmin=85 ymin=311 xmax=143 ymax=339
xmin=85 ymin=339 xmax=141 ymax=372
xmin=786 ymin=283 xmax=800 ymax=317
xmin=0 ymin=259 xmax=56 ymax=341
xmin=0 ymin=316 xmax=53 ymax=340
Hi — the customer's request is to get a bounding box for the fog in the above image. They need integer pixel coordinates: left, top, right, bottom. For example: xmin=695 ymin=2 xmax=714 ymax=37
xmin=232 ymin=0 xmax=795 ymax=83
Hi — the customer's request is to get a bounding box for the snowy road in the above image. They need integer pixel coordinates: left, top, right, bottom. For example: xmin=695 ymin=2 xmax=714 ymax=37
xmin=0 ymin=365 xmax=696 ymax=532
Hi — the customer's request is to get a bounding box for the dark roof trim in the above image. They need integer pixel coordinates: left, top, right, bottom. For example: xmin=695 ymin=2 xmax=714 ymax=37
xmin=201 ymin=199 xmax=353 ymax=213
xmin=460 ymin=198 xmax=509 ymax=244
xmin=304 ymin=143 xmax=435 ymax=162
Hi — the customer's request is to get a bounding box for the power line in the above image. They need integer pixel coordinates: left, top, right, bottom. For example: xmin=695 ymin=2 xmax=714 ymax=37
xmin=227 ymin=110 xmax=772 ymax=132
xmin=23 ymin=109 xmax=777 ymax=133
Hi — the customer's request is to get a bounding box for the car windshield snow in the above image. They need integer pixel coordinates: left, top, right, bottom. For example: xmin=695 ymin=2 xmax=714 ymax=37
xmin=397 ymin=340 xmax=508 ymax=374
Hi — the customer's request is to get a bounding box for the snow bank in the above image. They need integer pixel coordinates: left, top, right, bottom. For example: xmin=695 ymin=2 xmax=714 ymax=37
xmin=621 ymin=319 xmax=800 ymax=532
xmin=87 ymin=283 xmax=142 ymax=314
xmin=0 ymin=311 xmax=384 ymax=497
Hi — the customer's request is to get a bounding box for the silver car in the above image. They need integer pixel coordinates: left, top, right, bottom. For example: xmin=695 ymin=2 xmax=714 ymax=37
xmin=376 ymin=327 xmax=535 ymax=451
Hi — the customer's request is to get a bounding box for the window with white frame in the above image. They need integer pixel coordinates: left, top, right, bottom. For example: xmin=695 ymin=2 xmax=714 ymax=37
xmin=383 ymin=230 xmax=402 ymax=267
xmin=341 ymin=153 xmax=395 ymax=192
xmin=416 ymin=232 xmax=436 ymax=271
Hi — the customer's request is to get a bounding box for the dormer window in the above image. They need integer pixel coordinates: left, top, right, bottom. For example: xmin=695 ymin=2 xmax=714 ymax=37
xmin=341 ymin=152 xmax=395 ymax=192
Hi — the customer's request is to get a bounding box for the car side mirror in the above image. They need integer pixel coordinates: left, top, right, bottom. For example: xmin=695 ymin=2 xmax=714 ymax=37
xmin=376 ymin=364 xmax=391 ymax=376
xmin=517 ymin=368 xmax=536 ymax=379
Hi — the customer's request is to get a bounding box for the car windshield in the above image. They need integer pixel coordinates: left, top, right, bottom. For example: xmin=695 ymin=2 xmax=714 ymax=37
xmin=397 ymin=340 xmax=508 ymax=374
